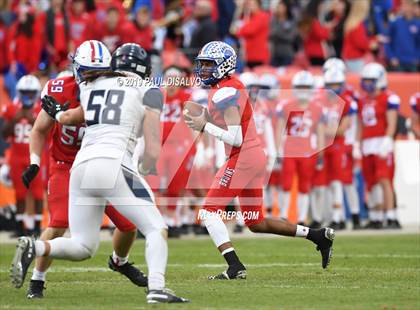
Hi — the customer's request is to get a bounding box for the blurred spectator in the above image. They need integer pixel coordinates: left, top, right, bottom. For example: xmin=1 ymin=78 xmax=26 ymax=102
xmin=217 ymin=0 xmax=235 ymax=39
xmin=325 ymin=0 xmax=350 ymax=58
xmin=233 ymin=0 xmax=270 ymax=68
xmin=93 ymin=0 xmax=126 ymax=25
xmin=188 ymin=0 xmax=218 ymax=61
xmin=45 ymin=0 xmax=70 ymax=71
xmin=0 ymin=17 xmax=8 ymax=73
xmin=298 ymin=0 xmax=334 ymax=66
xmin=94 ymin=6 xmax=129 ymax=53
xmin=6 ymin=4 xmax=42 ymax=98
xmin=269 ymin=0 xmax=298 ymax=67
xmin=153 ymin=1 xmax=184 ymax=49
xmin=371 ymin=0 xmax=393 ymax=36
xmin=127 ymin=6 xmax=154 ymax=52
xmin=385 ymin=0 xmax=420 ymax=72
xmin=342 ymin=0 xmax=377 ymax=72
xmin=68 ymin=0 xmax=92 ymax=53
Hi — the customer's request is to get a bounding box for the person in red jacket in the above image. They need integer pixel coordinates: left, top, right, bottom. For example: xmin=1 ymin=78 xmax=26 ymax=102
xmin=68 ymin=0 xmax=93 ymax=53
xmin=298 ymin=0 xmax=335 ymax=65
xmin=93 ymin=6 xmax=130 ymax=53
xmin=233 ymin=0 xmax=270 ymax=68
xmin=7 ymin=5 xmax=42 ymax=75
xmin=0 ymin=19 xmax=9 ymax=73
xmin=125 ymin=6 xmax=154 ymax=52
xmin=342 ymin=1 xmax=377 ymax=72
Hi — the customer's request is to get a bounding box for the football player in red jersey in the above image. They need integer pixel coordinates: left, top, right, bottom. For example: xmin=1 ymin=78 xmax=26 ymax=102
xmin=156 ymin=66 xmax=196 ymax=236
xmin=276 ymin=71 xmax=326 ymax=226
xmin=323 ymin=57 xmax=362 ymax=229
xmin=358 ymin=63 xmax=399 ymax=229
xmin=322 ymin=68 xmax=358 ymax=230
xmin=20 ymin=41 xmax=147 ymax=299
xmin=185 ymin=41 xmax=334 ymax=280
xmin=2 ymin=75 xmax=44 ymax=237
xmin=410 ymin=92 xmax=420 ymax=139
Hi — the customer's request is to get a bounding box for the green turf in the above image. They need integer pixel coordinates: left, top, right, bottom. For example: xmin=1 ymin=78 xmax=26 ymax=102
xmin=0 ymin=234 xmax=419 ymax=309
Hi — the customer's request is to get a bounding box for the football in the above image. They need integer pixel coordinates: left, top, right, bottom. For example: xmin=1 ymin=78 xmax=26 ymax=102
xmin=183 ymin=100 xmax=209 ymax=122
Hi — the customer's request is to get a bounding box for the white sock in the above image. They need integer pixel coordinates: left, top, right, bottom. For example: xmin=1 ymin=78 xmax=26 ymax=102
xmin=386 ymin=209 xmax=396 ymax=220
xmin=310 ymin=189 xmax=322 ymax=223
xmin=202 ymin=210 xmax=231 ymax=247
xmin=31 ymin=268 xmax=46 ymax=282
xmin=24 ymin=214 xmax=35 ymax=230
xmin=369 ymin=210 xmax=380 ymax=221
xmin=264 ymin=186 xmax=273 ymax=213
xmin=112 ymin=251 xmax=128 ymax=266
xmin=35 ymin=240 xmax=46 ymax=256
xmin=333 ymin=208 xmax=341 ymax=223
xmin=295 ymin=224 xmax=310 ymax=237
xmin=281 ymin=191 xmax=290 ymax=220
xmin=344 ymin=184 xmax=360 ymax=214
xmin=145 ymin=230 xmax=167 ymax=290
xmin=297 ymin=193 xmax=309 ymax=223
xmin=16 ymin=214 xmax=24 ymax=222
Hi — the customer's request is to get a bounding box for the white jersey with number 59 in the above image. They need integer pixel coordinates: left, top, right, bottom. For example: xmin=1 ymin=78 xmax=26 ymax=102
xmin=73 ymin=73 xmax=162 ymax=168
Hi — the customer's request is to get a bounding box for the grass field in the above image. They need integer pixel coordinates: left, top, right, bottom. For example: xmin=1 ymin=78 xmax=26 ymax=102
xmin=0 ymin=234 xmax=419 ymax=310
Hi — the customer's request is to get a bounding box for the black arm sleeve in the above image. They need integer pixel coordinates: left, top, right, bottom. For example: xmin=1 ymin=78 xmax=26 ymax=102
xmin=143 ymin=88 xmax=163 ymax=111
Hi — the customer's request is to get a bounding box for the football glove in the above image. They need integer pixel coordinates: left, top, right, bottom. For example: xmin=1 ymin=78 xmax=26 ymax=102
xmin=22 ymin=164 xmax=40 ymax=189
xmin=41 ymin=95 xmax=70 ymax=120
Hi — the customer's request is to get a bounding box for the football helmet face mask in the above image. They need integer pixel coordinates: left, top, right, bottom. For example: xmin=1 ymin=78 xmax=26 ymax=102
xmin=259 ymin=73 xmax=280 ymax=100
xmin=194 ymin=41 xmax=237 ymax=86
xmin=292 ymin=70 xmax=314 ymax=102
xmin=111 ymin=43 xmax=151 ymax=79
xmin=16 ymin=75 xmax=41 ymax=108
xmin=361 ymin=62 xmax=387 ymax=94
xmin=70 ymin=40 xmax=112 ymax=84
xmin=323 ymin=68 xmax=345 ymax=95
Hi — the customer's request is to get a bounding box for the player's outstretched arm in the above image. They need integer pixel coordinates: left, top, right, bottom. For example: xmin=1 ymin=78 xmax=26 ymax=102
xmin=41 ymin=95 xmax=85 ymax=125
xmin=22 ymin=110 xmax=55 ymax=188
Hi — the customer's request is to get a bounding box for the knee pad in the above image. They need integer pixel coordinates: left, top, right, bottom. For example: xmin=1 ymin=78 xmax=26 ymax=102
xmin=330 ymin=181 xmax=344 ymax=205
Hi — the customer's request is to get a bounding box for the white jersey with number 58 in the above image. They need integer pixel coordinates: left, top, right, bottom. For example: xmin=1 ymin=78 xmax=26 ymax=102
xmin=73 ymin=73 xmax=162 ymax=168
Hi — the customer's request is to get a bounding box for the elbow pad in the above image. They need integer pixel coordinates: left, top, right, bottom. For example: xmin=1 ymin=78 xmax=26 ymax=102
xmin=204 ymin=123 xmax=243 ymax=147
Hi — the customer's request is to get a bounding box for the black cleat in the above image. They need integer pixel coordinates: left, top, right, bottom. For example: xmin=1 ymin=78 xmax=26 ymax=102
xmin=233 ymin=224 xmax=244 ymax=233
xmin=315 ymin=228 xmax=335 ymax=269
xmin=352 ymin=214 xmax=361 ymax=230
xmin=108 ymin=256 xmax=147 ymax=287
xmin=146 ymin=288 xmax=190 ymax=304
xmin=208 ymin=265 xmax=247 ymax=280
xmin=328 ymin=221 xmax=341 ymax=230
xmin=386 ymin=219 xmax=401 ymax=229
xmin=27 ymin=280 xmax=45 ymax=299
xmin=339 ymin=221 xmax=346 ymax=230
xmin=309 ymin=221 xmax=322 ymax=229
xmin=10 ymin=236 xmax=36 ymax=288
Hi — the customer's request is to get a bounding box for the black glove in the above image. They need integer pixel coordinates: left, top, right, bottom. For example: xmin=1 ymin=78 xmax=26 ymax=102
xmin=41 ymin=95 xmax=70 ymax=120
xmin=22 ymin=164 xmax=40 ymax=189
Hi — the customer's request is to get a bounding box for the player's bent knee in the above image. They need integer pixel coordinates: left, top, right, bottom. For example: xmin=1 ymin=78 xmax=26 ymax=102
xmin=248 ymin=221 xmax=266 ymax=233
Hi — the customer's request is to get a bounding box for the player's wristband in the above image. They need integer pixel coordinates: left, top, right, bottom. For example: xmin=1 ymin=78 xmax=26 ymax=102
xmin=55 ymin=111 xmax=64 ymax=122
xmin=30 ymin=153 xmax=41 ymax=166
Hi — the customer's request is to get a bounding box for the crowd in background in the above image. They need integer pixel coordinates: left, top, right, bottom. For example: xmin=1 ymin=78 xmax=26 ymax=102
xmin=0 ymin=0 xmax=419 ymax=93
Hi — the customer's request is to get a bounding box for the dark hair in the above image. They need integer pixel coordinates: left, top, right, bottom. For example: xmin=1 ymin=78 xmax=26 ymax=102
xmin=278 ymin=0 xmax=293 ymax=20
xmin=107 ymin=6 xmax=119 ymax=14
xmin=17 ymin=13 xmax=35 ymax=37
xmin=82 ymin=70 xmax=126 ymax=83
xmin=298 ymin=0 xmax=323 ymax=37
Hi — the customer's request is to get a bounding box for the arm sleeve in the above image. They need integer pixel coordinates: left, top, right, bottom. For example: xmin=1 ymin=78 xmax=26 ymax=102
xmin=143 ymin=88 xmax=163 ymax=112
xmin=204 ymin=123 xmax=243 ymax=147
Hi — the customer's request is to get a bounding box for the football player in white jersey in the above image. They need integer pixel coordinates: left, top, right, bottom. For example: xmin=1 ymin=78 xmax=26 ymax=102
xmin=10 ymin=43 xmax=189 ymax=304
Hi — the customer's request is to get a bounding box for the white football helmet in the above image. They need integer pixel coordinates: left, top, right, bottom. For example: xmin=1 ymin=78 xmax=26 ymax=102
xmin=16 ymin=75 xmax=41 ymax=108
xmin=323 ymin=57 xmax=346 ymax=73
xmin=324 ymin=68 xmax=346 ymax=94
xmin=259 ymin=73 xmax=280 ymax=100
xmin=239 ymin=72 xmax=259 ymax=88
xmin=292 ymin=70 xmax=314 ymax=101
xmin=71 ymin=40 xmax=112 ymax=83
xmin=361 ymin=62 xmax=387 ymax=93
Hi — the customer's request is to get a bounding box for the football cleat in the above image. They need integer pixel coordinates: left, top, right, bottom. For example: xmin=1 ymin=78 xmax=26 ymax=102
xmin=108 ymin=256 xmax=148 ymax=287
xmin=10 ymin=236 xmax=36 ymax=288
xmin=208 ymin=268 xmax=247 ymax=280
xmin=27 ymin=280 xmax=45 ymax=299
xmin=315 ymin=228 xmax=335 ymax=269
xmin=146 ymin=288 xmax=190 ymax=304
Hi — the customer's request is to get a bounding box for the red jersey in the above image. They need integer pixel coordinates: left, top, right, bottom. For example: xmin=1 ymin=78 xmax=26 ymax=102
xmin=323 ymin=92 xmax=357 ymax=144
xmin=69 ymin=12 xmax=92 ymax=52
xmin=358 ymin=90 xmax=400 ymax=139
xmin=1 ymin=99 xmax=41 ymax=160
xmin=94 ymin=23 xmax=129 ymax=53
xmin=41 ymin=76 xmax=84 ymax=164
xmin=161 ymin=88 xmax=192 ymax=145
xmin=410 ymin=92 xmax=420 ymax=116
xmin=276 ymin=99 xmax=325 ymax=157
xmin=208 ymin=76 xmax=260 ymax=157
